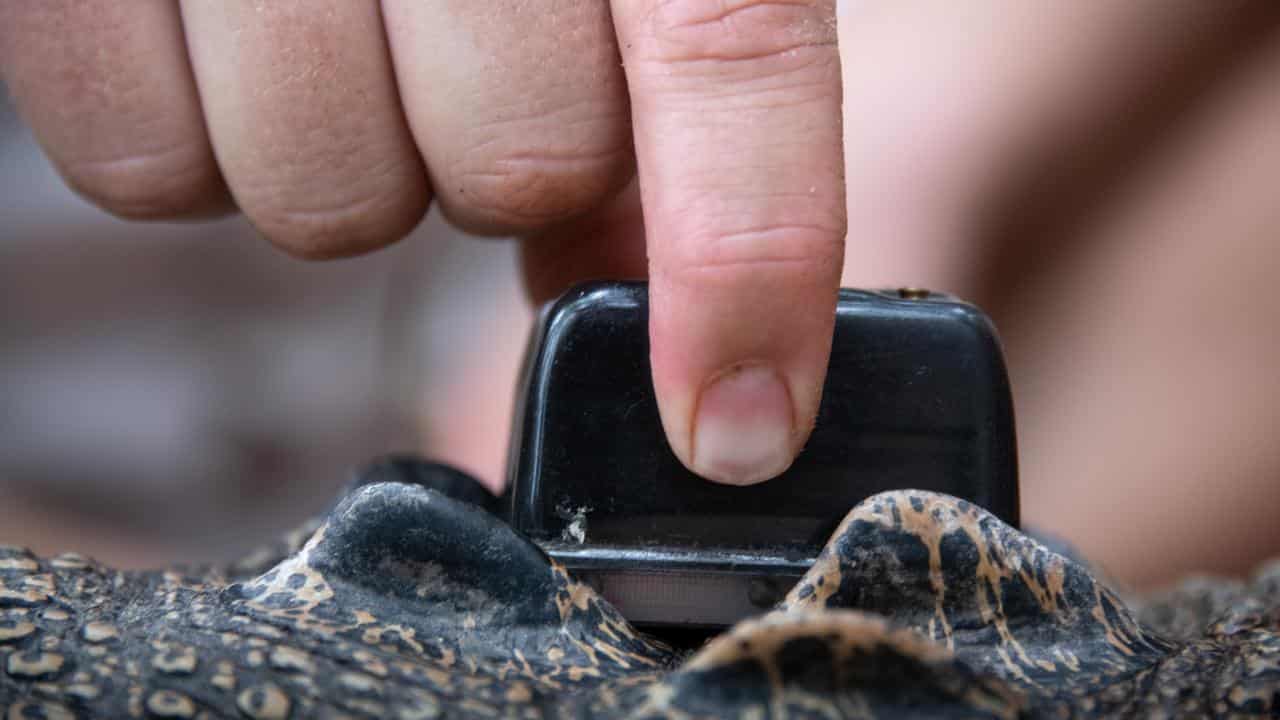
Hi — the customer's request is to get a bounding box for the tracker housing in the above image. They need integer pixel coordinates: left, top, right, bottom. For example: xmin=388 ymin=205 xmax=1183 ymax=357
xmin=506 ymin=282 xmax=1018 ymax=629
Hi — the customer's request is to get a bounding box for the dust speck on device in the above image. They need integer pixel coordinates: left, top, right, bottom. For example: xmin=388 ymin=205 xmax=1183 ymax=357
xmin=556 ymin=501 xmax=592 ymax=544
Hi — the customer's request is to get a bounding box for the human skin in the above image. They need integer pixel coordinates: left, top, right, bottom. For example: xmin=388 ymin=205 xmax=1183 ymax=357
xmin=3 ymin=2 xmax=1280 ymax=586
xmin=0 ymin=0 xmax=846 ymax=489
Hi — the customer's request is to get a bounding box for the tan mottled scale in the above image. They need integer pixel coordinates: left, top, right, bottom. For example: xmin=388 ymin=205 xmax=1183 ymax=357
xmin=5 ymin=701 xmax=75 ymax=720
xmin=268 ymin=645 xmax=315 ymax=674
xmin=63 ymin=682 xmax=102 ymax=700
xmin=0 ymin=620 xmax=35 ymax=642
xmin=145 ymin=689 xmax=197 ymax=718
xmin=352 ymin=648 xmax=389 ymax=677
xmin=0 ymin=573 xmax=54 ymax=606
xmin=150 ymin=642 xmax=199 ymax=675
xmin=49 ymin=553 xmax=91 ymax=570
xmin=337 ymin=670 xmax=383 ymax=695
xmin=80 ymin=621 xmax=120 ymax=643
xmin=397 ymin=687 xmax=443 ymax=719
xmin=0 ymin=557 xmax=39 ymax=572
xmin=5 ymin=650 xmax=65 ymax=679
xmin=235 ymin=682 xmax=292 ymax=720
xmin=210 ymin=660 xmax=237 ymax=692
xmin=244 ymin=649 xmax=265 ymax=667
xmin=341 ymin=698 xmax=387 ymax=716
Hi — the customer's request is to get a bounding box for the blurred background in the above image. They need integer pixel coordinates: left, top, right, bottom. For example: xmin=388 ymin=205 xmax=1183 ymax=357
xmin=0 ymin=87 xmax=532 ymax=567
xmin=3 ymin=3 xmax=1280 ymax=590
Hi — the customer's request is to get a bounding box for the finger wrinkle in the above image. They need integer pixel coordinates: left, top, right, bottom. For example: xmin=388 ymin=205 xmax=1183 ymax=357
xmin=655 ymin=78 xmax=837 ymax=116
xmin=662 ymin=256 xmax=837 ymax=293
xmin=658 ymin=223 xmax=844 ymax=272
xmin=652 ymin=0 xmax=826 ymax=26
xmin=634 ymin=34 xmax=836 ymax=67
xmin=246 ymin=186 xmax=420 ymax=259
xmin=238 ymin=145 xmax=418 ymax=207
xmin=460 ymin=144 xmax=633 ymax=174
xmin=655 ymin=154 xmax=842 ymax=193
xmin=459 ymin=99 xmax=631 ymax=152
xmin=59 ymin=140 xmax=201 ymax=173
xmin=446 ymin=146 xmax=633 ymax=227
xmin=259 ymin=190 xmax=387 ymax=229
xmin=671 ymin=250 xmax=839 ymax=277
xmin=637 ymin=0 xmax=836 ymax=65
xmin=626 ymin=42 xmax=840 ymax=104
xmin=60 ymin=140 xmax=221 ymax=211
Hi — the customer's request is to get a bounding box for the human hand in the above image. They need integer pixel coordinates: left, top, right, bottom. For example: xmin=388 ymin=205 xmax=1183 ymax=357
xmin=0 ymin=0 xmax=846 ymax=486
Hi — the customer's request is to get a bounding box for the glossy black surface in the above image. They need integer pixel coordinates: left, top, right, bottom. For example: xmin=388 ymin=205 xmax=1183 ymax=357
xmin=506 ymin=282 xmax=1018 ymax=560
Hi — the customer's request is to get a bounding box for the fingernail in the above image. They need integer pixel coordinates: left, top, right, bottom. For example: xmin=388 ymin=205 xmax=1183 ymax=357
xmin=691 ymin=364 xmax=795 ymax=485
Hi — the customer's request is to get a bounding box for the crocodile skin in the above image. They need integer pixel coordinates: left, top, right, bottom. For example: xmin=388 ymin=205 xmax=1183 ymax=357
xmin=2 ymin=459 xmax=1277 ymax=718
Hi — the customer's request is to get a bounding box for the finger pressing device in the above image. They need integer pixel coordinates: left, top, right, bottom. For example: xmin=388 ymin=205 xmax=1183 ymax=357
xmin=505 ymin=282 xmax=1018 ymax=631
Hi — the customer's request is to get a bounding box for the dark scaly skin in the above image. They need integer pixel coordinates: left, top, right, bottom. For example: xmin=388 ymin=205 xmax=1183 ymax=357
xmin=1 ymin=459 xmax=1277 ymax=718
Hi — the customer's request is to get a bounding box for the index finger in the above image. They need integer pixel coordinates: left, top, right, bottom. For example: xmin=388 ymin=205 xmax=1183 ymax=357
xmin=612 ymin=0 xmax=846 ymax=485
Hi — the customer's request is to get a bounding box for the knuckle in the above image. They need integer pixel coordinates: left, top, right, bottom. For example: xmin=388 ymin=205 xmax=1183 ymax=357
xmin=640 ymin=0 xmax=837 ymax=66
xmin=226 ymin=132 xmax=429 ymax=257
xmin=445 ymin=143 xmax=632 ymax=234
xmin=245 ymin=182 xmax=427 ymax=260
xmin=61 ymin=143 xmax=225 ymax=219
xmin=434 ymin=93 xmax=633 ymax=233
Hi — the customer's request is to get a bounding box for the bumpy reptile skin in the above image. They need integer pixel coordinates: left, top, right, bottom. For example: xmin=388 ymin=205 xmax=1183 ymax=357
xmin=2 ymin=459 xmax=1277 ymax=718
